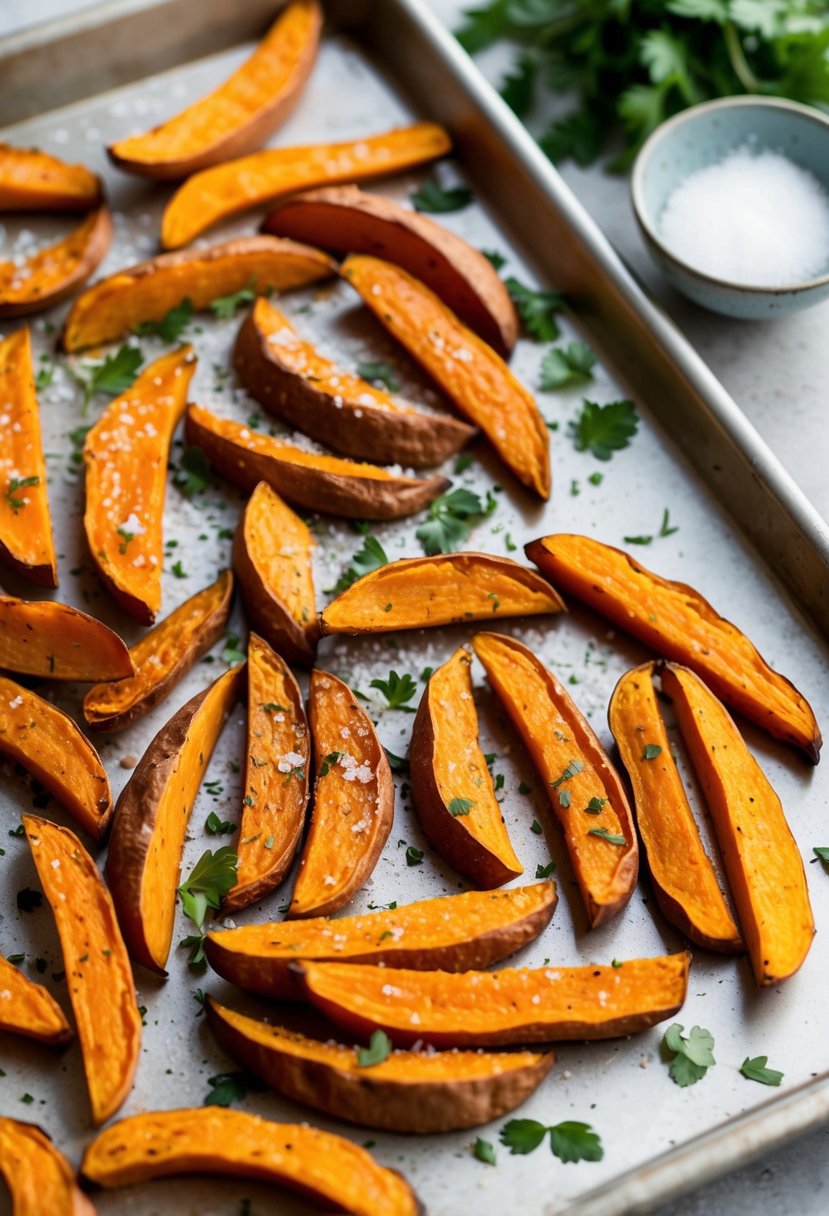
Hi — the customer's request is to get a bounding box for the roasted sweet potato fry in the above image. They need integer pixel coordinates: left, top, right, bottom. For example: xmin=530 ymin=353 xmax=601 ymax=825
xmin=0 ymin=1119 xmax=96 ymax=1216
xmin=186 ymin=403 xmax=448 ymax=520
xmin=0 ymin=207 xmax=111 ymax=318
xmin=234 ymin=297 xmax=475 ymax=467
xmin=83 ymin=570 xmax=233 ymax=732
xmin=661 ymin=663 xmax=814 ymax=985
xmin=342 ymin=255 xmax=550 ymax=497
xmin=609 ymin=663 xmax=743 ymax=953
xmin=232 ymin=481 xmax=317 ymax=664
xmin=62 ymin=236 xmax=335 ymax=352
xmin=24 ymin=815 xmax=142 ymax=1125
xmin=0 ymin=328 xmax=56 ymax=586
xmin=108 ymin=0 xmax=322 ymax=179
xmin=0 ymin=954 xmax=71 ymax=1046
xmin=321 ymin=553 xmax=564 ymax=634
xmin=473 ymin=632 xmax=638 ymax=927
xmin=84 ymin=345 xmax=196 ymax=623
xmin=207 ymin=998 xmax=554 ymax=1133
xmin=411 ymin=647 xmax=523 ymax=887
xmin=0 ymin=143 xmax=101 ymax=211
xmin=289 ymin=669 xmax=393 ymax=917
xmin=106 ymin=664 xmax=244 ymax=973
xmin=264 ymin=185 xmax=518 ymax=355
xmin=526 ymin=533 xmax=822 ymax=763
xmin=223 ymin=634 xmax=310 ymax=912
xmin=0 ymin=595 xmax=133 ymax=681
xmin=81 ymin=1108 xmax=423 ymax=1216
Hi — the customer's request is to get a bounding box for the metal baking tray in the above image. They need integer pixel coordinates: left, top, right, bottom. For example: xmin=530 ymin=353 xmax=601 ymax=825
xmin=0 ymin=2 xmax=827 ymax=1214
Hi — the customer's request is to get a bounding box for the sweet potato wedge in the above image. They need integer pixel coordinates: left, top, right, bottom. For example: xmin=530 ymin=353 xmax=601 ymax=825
xmin=232 ymin=481 xmax=317 ymax=664
xmin=0 ymin=595 xmax=133 ymax=681
xmin=186 ymin=403 xmax=448 ymax=520
xmin=205 ymin=881 xmax=556 ymax=998
xmin=207 ymin=998 xmax=554 ymax=1133
xmin=321 ymin=553 xmax=565 ymax=634
xmin=107 ymin=0 xmax=322 ymax=180
xmin=83 ymin=570 xmax=233 ymax=732
xmin=0 ymin=1119 xmax=96 ymax=1216
xmin=661 ymin=663 xmax=814 ymax=986
xmin=609 ymin=663 xmax=743 ymax=953
xmin=289 ymin=669 xmax=393 ymax=918
xmin=0 ymin=954 xmax=72 ymax=1046
xmin=62 ymin=236 xmax=335 ymax=352
xmin=526 ymin=533 xmax=822 ymax=763
xmin=160 ymin=122 xmax=451 ymax=249
xmin=295 ymin=952 xmax=691 ymax=1047
xmin=0 ymin=143 xmax=101 ymax=211
xmin=84 ymin=345 xmax=196 ymax=623
xmin=234 ymin=297 xmax=475 ymax=467
xmin=0 ymin=207 xmax=111 ymax=318
xmin=342 ymin=255 xmax=550 ymax=497
xmin=0 ymin=676 xmax=112 ymax=838
xmin=411 ymin=647 xmax=523 ymax=887
xmin=0 ymin=328 xmax=57 ymax=586
xmin=223 ymin=634 xmax=310 ymax=912
xmin=23 ymin=815 xmax=142 ymax=1125
xmin=472 ymin=632 xmax=638 ymax=928
xmin=106 ymin=664 xmax=244 ymax=973
xmin=264 ymin=185 xmax=519 ymax=355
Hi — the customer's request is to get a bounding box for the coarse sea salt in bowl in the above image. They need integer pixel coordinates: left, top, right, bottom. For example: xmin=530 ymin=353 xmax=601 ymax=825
xmin=631 ymin=95 xmax=829 ymax=319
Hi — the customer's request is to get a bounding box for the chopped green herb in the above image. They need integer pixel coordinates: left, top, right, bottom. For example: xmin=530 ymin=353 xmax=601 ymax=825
xmin=588 ymin=472 xmax=603 ymax=486
xmin=205 ymin=811 xmax=234 ymax=836
xmin=330 ymin=534 xmax=389 ymax=594
xmin=406 ymin=845 xmax=424 ymax=867
xmin=448 ymin=797 xmax=475 ymax=817
xmin=501 ymin=52 xmax=537 ymax=116
xmin=356 ymin=360 xmax=400 ymax=392
xmin=588 ymin=827 xmax=626 ymax=845
xmin=539 ymin=341 xmax=596 ymax=390
xmin=410 ymin=181 xmax=473 ymax=213
xmin=16 ymin=888 xmax=42 ymax=913
xmin=174 ymin=445 xmax=211 ymax=497
xmin=473 ymin=1136 xmax=497 ymax=1165
xmin=370 ymin=670 xmax=418 ymax=712
xmin=660 ymin=507 xmax=679 ymax=536
xmin=504 ymin=277 xmax=564 ymax=342
xmin=740 ymin=1055 xmax=783 ymax=1087
xmin=571 ymin=399 xmax=639 ymax=461
xmin=663 ymin=1023 xmax=716 ymax=1087
xmin=210 ymin=279 xmax=258 ymax=319
xmin=4 ymin=475 xmax=40 ymax=512
xmin=535 ymin=861 xmax=555 ymax=878
xmin=72 ymin=344 xmax=143 ymax=414
xmin=530 ymin=819 xmax=542 ymax=834
xmin=204 ymin=1070 xmax=262 ymax=1107
xmin=170 ymin=559 xmax=187 ymax=579
xmin=550 ymin=759 xmax=584 ymax=789
xmin=177 ymin=847 xmax=238 ymax=933
xmin=416 ymin=486 xmax=492 ymax=556
xmin=319 ymin=750 xmax=344 ymax=778
xmin=383 ymin=746 xmax=408 ymax=772
xmin=481 ymin=248 xmax=506 ymax=269
xmin=454 ymin=452 xmax=474 ymax=474
xmin=500 ymin=1118 xmax=603 ymax=1163
xmin=642 ymin=743 xmax=662 ymax=760
xmin=585 ymin=796 xmax=607 ymax=814
xmin=357 ymin=1029 xmax=393 ymax=1067
xmin=134 ymin=297 xmax=193 ymax=343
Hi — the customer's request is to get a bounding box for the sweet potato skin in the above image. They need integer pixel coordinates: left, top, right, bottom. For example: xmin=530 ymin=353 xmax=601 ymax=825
xmin=0 ymin=207 xmax=111 ymax=318
xmin=0 ymin=1119 xmax=97 ymax=1216
xmin=0 ymin=143 xmax=102 ymax=211
xmin=0 ymin=594 xmax=133 ymax=681
xmin=0 ymin=954 xmax=72 ymax=1046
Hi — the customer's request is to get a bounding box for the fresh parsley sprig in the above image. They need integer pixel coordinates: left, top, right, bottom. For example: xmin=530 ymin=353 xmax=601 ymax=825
xmin=4 ymin=475 xmax=40 ymax=512
xmin=174 ymin=446 xmax=211 ymax=498
xmin=370 ymin=670 xmax=418 ymax=712
xmin=177 ymin=847 xmax=238 ymax=934
xmin=329 ymin=534 xmax=389 ymax=594
xmin=505 ymin=277 xmax=565 ymax=342
xmin=410 ymin=181 xmax=473 ymax=213
xmin=571 ymin=399 xmax=639 ymax=460
xmin=540 ymin=341 xmax=596 ymax=390
xmin=356 ymin=361 xmax=400 ymax=392
xmin=135 ymin=298 xmax=194 ymax=343
xmin=416 ymin=486 xmax=495 ymax=556
xmin=500 ymin=1118 xmax=604 ymax=1164
xmin=663 ymin=1023 xmax=716 ymax=1087
xmin=210 ymin=279 xmax=260 ymax=319
xmin=70 ymin=344 xmax=144 ymax=415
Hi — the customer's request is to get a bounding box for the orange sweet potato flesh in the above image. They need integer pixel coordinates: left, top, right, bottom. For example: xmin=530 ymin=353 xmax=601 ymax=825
xmin=0 ymin=143 xmax=101 ymax=211
xmin=62 ymin=236 xmax=335 ymax=352
xmin=473 ymin=632 xmax=638 ymax=928
xmin=0 ymin=954 xmax=72 ymax=1046
xmin=0 ymin=207 xmax=111 ymax=318
xmin=23 ymin=815 xmax=142 ymax=1125
xmin=205 ymin=881 xmax=556 ymax=999
xmin=264 ymin=185 xmax=519 ymax=356
xmin=83 ymin=570 xmax=233 ymax=732
xmin=0 ymin=676 xmax=112 ymax=839
xmin=609 ymin=663 xmax=743 ymax=953
xmin=296 ymin=952 xmax=691 ymax=1047
xmin=0 ymin=595 xmax=133 ymax=681
xmin=234 ymin=297 xmax=475 ymax=467
xmin=223 ymin=633 xmax=310 ymax=913
xmin=527 ymin=533 xmax=822 ymax=763
xmin=0 ymin=1119 xmax=96 ymax=1216
xmin=0 ymin=328 xmax=57 ymax=585
xmin=186 ymin=403 xmax=449 ymax=520
xmin=411 ymin=647 xmax=523 ymax=888
xmin=81 ymin=1108 xmax=423 ymax=1216
xmin=342 ymin=255 xmax=550 ymax=497
xmin=84 ymin=345 xmax=196 ymax=623
xmin=321 ymin=553 xmax=565 ymax=634
xmin=232 ymin=481 xmax=318 ymax=664
xmin=661 ymin=663 xmax=815 ymax=986
xmin=106 ymin=664 xmax=244 ymax=973
xmin=207 ymin=998 xmax=554 ymax=1134
xmin=107 ymin=0 xmax=322 ymax=180
xmin=289 ymin=669 xmax=394 ymax=918
xmin=161 ymin=122 xmax=451 ymax=249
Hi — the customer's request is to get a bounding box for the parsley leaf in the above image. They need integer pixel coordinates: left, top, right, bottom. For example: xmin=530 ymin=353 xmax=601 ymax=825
xmin=356 ymin=361 xmax=400 ymax=392
xmin=663 ymin=1023 xmax=716 ymax=1087
xmin=813 ymin=846 xmax=829 ymax=868
xmin=406 ymin=845 xmax=424 ymax=866
xmin=501 ymin=1118 xmax=603 ymax=1163
xmin=456 ymin=0 xmax=510 ymax=54
xmin=505 ymin=277 xmax=564 ymax=342
xmin=448 ymin=797 xmax=475 ymax=817
xmin=4 ymin=475 xmax=40 ymax=512
xmin=210 ymin=279 xmax=258 ymax=319
xmin=72 ymin=344 xmax=143 ymax=414
xmin=357 ymin=1029 xmax=392 ymax=1068
xmin=383 ymin=746 xmax=408 ymax=772
xmin=550 ymin=759 xmax=584 ymax=789
xmin=410 ymin=182 xmax=473 ymax=213
xmin=174 ymin=445 xmax=211 ymax=497
xmin=535 ymin=861 xmax=555 ymax=878
xmin=370 ymin=670 xmax=418 ymax=712
xmin=473 ymin=1137 xmax=497 ymax=1165
xmin=481 ymin=248 xmax=506 ymax=269
xmin=177 ymin=847 xmax=238 ymax=933
xmin=740 ymin=1055 xmax=783 ymax=1087
xmin=570 ymin=399 xmax=639 ymax=460
xmin=539 ymin=109 xmax=605 ymax=167
xmin=134 ymin=298 xmax=193 ymax=343
xmin=588 ymin=827 xmax=626 ymax=845
xmin=660 ymin=508 xmax=679 ymax=537
xmin=203 ymin=1071 xmax=262 ymax=1107
xmin=500 ymin=53 xmax=537 ymax=116
xmin=330 ymin=534 xmax=388 ymax=594
xmin=416 ymin=486 xmax=492 ymax=556
xmin=585 ymin=796 xmax=607 ymax=814
xmin=539 ymin=341 xmax=596 ymax=390
xmin=642 ymin=743 xmax=662 ymax=760
xmin=205 ymin=811 xmax=235 ymax=836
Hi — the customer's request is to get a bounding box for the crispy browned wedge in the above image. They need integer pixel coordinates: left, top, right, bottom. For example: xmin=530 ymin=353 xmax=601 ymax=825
xmin=232 ymin=481 xmax=317 ymax=664
xmin=295 ymin=953 xmax=691 ymax=1047
xmin=661 ymin=663 xmax=814 ymax=985
xmin=0 ymin=1119 xmax=96 ymax=1216
xmin=264 ymin=185 xmax=518 ymax=355
xmin=83 ymin=571 xmax=234 ymax=732
xmin=0 ymin=143 xmax=101 ymax=211
xmin=106 ymin=665 xmax=244 ymax=973
xmin=107 ymin=1 xmax=322 ymax=179
xmin=472 ymin=632 xmax=638 ymax=927
xmin=206 ymin=881 xmax=556 ymax=998
xmin=289 ymin=670 xmax=393 ymax=918
xmin=0 ymin=954 xmax=71 ymax=1046
xmin=0 ymin=207 xmax=111 ymax=318
xmin=609 ymin=663 xmax=743 ymax=953
xmin=186 ymin=404 xmax=448 ymax=520
xmin=527 ymin=533 xmax=822 ymax=763
xmin=160 ymin=122 xmax=451 ymax=249
xmin=24 ymin=815 xmax=141 ymax=1125
xmin=207 ymin=999 xmax=554 ymax=1133
xmin=0 ymin=595 xmax=133 ymax=681
xmin=62 ymin=236 xmax=335 ymax=352
xmin=223 ymin=634 xmax=310 ymax=913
